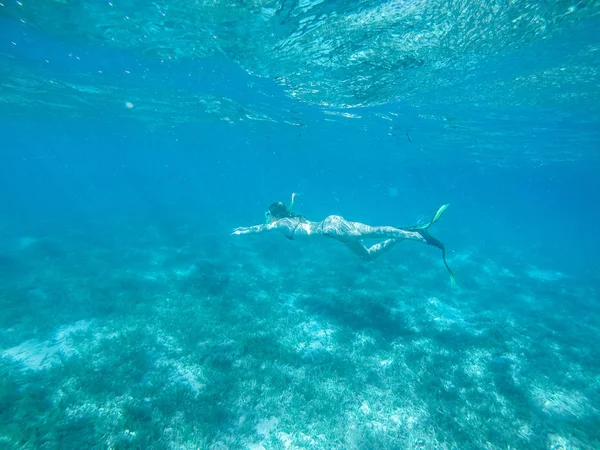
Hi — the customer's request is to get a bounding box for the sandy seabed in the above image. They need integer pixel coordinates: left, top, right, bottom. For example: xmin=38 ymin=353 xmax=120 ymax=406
xmin=0 ymin=227 xmax=598 ymax=449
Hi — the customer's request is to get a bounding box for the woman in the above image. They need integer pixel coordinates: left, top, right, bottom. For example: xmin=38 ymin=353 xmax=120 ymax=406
xmin=232 ymin=193 xmax=455 ymax=283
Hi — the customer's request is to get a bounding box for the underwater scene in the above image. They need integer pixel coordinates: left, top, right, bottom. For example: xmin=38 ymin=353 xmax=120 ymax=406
xmin=1 ymin=1 xmax=599 ymax=449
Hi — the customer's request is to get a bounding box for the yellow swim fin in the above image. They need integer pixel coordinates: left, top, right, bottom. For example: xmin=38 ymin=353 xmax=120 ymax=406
xmin=409 ymin=204 xmax=450 ymax=231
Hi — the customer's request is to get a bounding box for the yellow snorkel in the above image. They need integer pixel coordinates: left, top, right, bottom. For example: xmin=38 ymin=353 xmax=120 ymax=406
xmin=288 ymin=192 xmax=297 ymax=211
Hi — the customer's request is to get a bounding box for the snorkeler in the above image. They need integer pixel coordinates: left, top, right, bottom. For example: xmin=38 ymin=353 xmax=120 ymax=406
xmin=232 ymin=193 xmax=455 ymax=283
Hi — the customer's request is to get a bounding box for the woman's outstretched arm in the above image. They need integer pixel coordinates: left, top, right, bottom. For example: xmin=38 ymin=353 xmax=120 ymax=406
xmin=232 ymin=222 xmax=278 ymax=235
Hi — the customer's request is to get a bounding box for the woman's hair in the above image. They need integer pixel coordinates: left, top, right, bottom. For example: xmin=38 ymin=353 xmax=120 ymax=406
xmin=267 ymin=201 xmax=305 ymax=221
xmin=268 ymin=202 xmax=293 ymax=219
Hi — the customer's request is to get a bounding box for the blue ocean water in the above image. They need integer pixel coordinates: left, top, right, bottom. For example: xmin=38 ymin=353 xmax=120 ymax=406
xmin=1 ymin=1 xmax=599 ymax=449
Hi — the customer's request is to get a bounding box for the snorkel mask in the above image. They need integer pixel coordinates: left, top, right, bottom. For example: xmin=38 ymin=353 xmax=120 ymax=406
xmin=265 ymin=193 xmax=297 ymax=224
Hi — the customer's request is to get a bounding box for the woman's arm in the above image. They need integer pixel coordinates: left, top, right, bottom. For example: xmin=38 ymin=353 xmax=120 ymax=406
xmin=231 ymin=222 xmax=278 ymax=235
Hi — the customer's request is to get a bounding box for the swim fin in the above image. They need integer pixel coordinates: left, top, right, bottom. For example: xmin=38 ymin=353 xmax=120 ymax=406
xmin=405 ymin=204 xmax=455 ymax=284
xmin=419 ymin=229 xmax=456 ymax=285
xmin=406 ymin=204 xmax=450 ymax=231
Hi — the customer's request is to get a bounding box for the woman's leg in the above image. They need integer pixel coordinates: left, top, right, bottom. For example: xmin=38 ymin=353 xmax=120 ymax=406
xmin=344 ymin=239 xmax=401 ymax=261
xmin=322 ymin=205 xmax=455 ymax=282
xmin=321 ymin=215 xmax=425 ymax=243
xmin=322 ymin=205 xmax=450 ymax=242
xmin=347 ymin=222 xmax=427 ymax=243
xmin=346 ymin=224 xmax=455 ymax=283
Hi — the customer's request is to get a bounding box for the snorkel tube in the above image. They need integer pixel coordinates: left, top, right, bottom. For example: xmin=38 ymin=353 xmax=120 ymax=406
xmin=288 ymin=192 xmax=297 ymax=211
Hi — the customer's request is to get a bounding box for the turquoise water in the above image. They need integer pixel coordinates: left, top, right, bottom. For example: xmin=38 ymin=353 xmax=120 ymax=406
xmin=1 ymin=1 xmax=600 ymax=449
